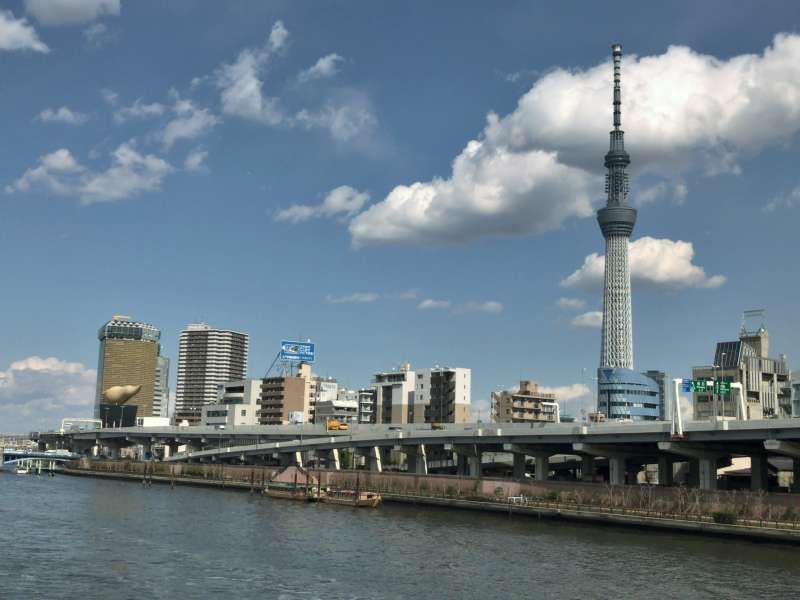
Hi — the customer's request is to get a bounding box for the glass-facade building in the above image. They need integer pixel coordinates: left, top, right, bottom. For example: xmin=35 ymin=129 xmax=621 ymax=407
xmin=597 ymin=368 xmax=662 ymax=421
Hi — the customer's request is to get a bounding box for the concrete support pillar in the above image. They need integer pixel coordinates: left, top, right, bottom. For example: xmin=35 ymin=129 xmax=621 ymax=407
xmin=513 ymin=453 xmax=526 ymax=479
xmin=330 ymin=448 xmax=341 ymax=471
xmin=794 ymin=458 xmax=800 ymax=491
xmin=368 ymin=446 xmax=383 ymax=473
xmin=141 ymin=441 xmax=152 ymax=461
xmin=406 ymin=445 xmax=428 ymax=475
xmin=581 ymin=455 xmax=596 ymax=482
xmin=751 ymin=454 xmax=769 ymax=492
xmin=468 ymin=452 xmax=482 ymax=478
xmin=608 ymin=456 xmax=626 ymax=486
xmin=456 ymin=454 xmax=469 ymax=476
xmin=533 ymin=455 xmax=549 ymax=482
xmin=698 ymin=457 xmax=717 ymax=491
xmin=108 ymin=445 xmax=120 ymax=460
xmin=657 ymin=456 xmax=673 ymax=487
xmin=687 ymin=459 xmax=700 ymax=487
xmin=92 ymin=443 xmax=100 ymax=458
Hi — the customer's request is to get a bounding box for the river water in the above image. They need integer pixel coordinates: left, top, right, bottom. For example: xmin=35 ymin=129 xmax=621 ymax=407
xmin=2 ymin=472 xmax=799 ymax=599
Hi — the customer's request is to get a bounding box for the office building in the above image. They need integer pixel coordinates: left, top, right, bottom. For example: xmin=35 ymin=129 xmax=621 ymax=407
xmin=692 ymin=323 xmax=792 ymax=420
xmin=95 ymin=315 xmax=162 ymax=421
xmin=201 ymin=379 xmax=261 ymax=427
xmin=259 ymin=363 xmax=312 ymax=425
xmin=374 ymin=363 xmax=416 ymax=424
xmin=793 ymin=378 xmax=800 ymax=418
xmin=357 ymin=388 xmax=376 ymax=424
xmin=642 ymin=370 xmax=667 ymax=420
xmin=153 ymin=356 xmax=170 ymax=418
xmin=414 ymin=367 xmax=471 ymax=423
xmin=593 ymin=45 xmax=661 ymax=421
xmin=175 ymin=323 xmax=248 ymax=425
xmin=492 ymin=380 xmax=558 ymax=424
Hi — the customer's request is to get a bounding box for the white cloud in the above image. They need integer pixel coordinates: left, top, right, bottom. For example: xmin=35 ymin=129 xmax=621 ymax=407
xmin=325 ymin=292 xmax=380 ymax=304
xmin=161 ymin=97 xmax=219 ymax=149
xmin=37 ymin=106 xmax=88 ymax=125
xmin=114 ymin=98 xmax=165 ymax=123
xmin=24 ymin=0 xmax=120 ymax=26
xmin=562 ymin=236 xmax=726 ymax=291
xmin=294 ymin=90 xmax=378 ymax=142
xmin=539 ymin=383 xmax=591 ymax=402
xmin=183 ymin=147 xmax=208 ymax=172
xmin=417 ymin=299 xmax=452 ymax=310
xmin=349 ymin=34 xmax=800 ymax=247
xmin=764 ymin=184 xmax=800 ymax=213
xmin=7 ymin=143 xmax=173 ymax=204
xmin=458 ymin=300 xmax=504 ymax=314
xmin=80 ymin=143 xmax=173 ymax=203
xmin=571 ymin=311 xmax=603 ymax=329
xmin=556 ymin=297 xmax=586 ymax=310
xmin=298 ymin=53 xmax=344 ymax=82
xmin=83 ymin=21 xmax=105 ymax=41
xmin=0 ymin=356 xmax=96 ymax=433
xmin=0 ymin=10 xmax=48 ymax=53
xmin=275 ymin=185 xmax=369 ymax=223
xmin=215 ymin=21 xmax=288 ymax=125
xmin=101 ymin=88 xmax=118 ymax=106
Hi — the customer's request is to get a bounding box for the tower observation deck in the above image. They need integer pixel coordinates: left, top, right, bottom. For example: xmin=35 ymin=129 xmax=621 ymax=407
xmin=595 ymin=45 xmax=661 ymax=421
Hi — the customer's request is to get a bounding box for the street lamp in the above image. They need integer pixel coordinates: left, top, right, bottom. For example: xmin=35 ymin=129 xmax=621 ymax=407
xmin=720 ymin=353 xmax=727 ymax=418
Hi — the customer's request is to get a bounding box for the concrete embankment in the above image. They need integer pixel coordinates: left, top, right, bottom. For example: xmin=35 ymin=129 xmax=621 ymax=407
xmin=62 ymin=466 xmax=800 ymax=544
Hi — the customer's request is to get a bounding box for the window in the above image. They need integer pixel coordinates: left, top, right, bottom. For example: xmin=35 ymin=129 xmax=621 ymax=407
xmin=241 ymin=410 xmax=246 ymax=417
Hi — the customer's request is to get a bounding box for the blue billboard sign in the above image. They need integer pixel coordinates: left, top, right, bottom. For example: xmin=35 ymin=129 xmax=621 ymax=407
xmin=280 ymin=340 xmax=315 ymax=363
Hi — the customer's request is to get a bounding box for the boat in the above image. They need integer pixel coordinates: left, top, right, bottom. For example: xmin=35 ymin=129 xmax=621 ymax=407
xmin=262 ymin=466 xmax=323 ymax=502
xmin=322 ymin=488 xmax=381 ymax=508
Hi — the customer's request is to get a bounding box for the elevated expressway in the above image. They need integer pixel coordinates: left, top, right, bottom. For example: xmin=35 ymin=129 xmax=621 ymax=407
xmin=34 ymin=419 xmax=800 ymax=491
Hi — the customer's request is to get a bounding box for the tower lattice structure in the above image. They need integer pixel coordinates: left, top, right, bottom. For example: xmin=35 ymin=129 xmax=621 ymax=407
xmin=598 ymin=44 xmax=637 ymax=370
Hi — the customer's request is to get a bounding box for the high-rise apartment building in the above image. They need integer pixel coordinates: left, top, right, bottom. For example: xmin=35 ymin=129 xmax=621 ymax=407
xmin=414 ymin=367 xmax=471 ymax=423
xmin=175 ymin=323 xmax=248 ymax=424
xmin=153 ymin=356 xmax=170 ymax=418
xmin=95 ymin=315 xmax=162 ymax=421
xmin=374 ymin=363 xmax=416 ymax=424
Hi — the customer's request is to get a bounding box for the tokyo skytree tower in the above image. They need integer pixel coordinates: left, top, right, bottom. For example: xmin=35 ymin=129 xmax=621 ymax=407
xmin=598 ymin=44 xmax=637 ymax=370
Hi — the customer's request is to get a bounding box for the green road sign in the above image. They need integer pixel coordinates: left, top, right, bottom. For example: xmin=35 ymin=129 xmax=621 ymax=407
xmin=686 ymin=379 xmax=731 ymax=394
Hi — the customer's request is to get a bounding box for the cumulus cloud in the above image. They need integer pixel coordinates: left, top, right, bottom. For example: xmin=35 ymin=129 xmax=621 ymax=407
xmin=562 ymin=236 xmax=726 ymax=291
xmin=298 ymin=53 xmax=344 ymax=82
xmin=275 ymin=185 xmax=369 ymax=223
xmin=349 ymin=34 xmax=800 ymax=247
xmin=0 ymin=10 xmax=48 ymax=52
xmin=557 ymin=297 xmax=586 ymax=310
xmin=294 ymin=89 xmax=378 ymax=142
xmin=183 ymin=147 xmax=208 ymax=172
xmin=82 ymin=21 xmax=109 ymax=45
xmin=7 ymin=143 xmax=173 ymax=204
xmin=539 ymin=382 xmax=594 ymax=418
xmin=37 ymin=106 xmax=88 ymax=125
xmin=458 ymin=301 xmax=504 ymax=314
xmin=24 ymin=0 xmax=120 ymax=26
xmin=161 ymin=96 xmax=219 ymax=149
xmin=214 ymin=21 xmax=288 ymax=125
xmin=114 ymin=98 xmax=165 ymax=123
xmin=571 ymin=311 xmax=603 ymax=329
xmin=764 ymin=184 xmax=800 ymax=213
xmin=417 ymin=299 xmax=451 ymax=310
xmin=101 ymin=88 xmax=118 ymax=106
xmin=325 ymin=292 xmax=380 ymax=304
xmin=0 ymin=356 xmax=96 ymax=433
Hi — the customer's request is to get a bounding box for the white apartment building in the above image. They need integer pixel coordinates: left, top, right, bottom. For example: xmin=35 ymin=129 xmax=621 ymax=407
xmin=358 ymin=388 xmax=376 ymax=424
xmin=374 ymin=363 xmax=416 ymax=424
xmin=414 ymin=367 xmax=471 ymax=423
xmin=201 ymin=379 xmax=261 ymax=427
xmin=153 ymin=356 xmax=170 ymax=418
xmin=175 ymin=323 xmax=248 ymax=425
xmin=315 ymin=388 xmax=359 ymax=424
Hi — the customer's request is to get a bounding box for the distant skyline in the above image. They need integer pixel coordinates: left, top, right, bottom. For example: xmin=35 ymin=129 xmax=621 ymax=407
xmin=1 ymin=1 xmax=799 ymax=432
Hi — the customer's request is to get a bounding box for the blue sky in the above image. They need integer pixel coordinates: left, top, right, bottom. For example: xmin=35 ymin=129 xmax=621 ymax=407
xmin=1 ymin=0 xmax=799 ymax=432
